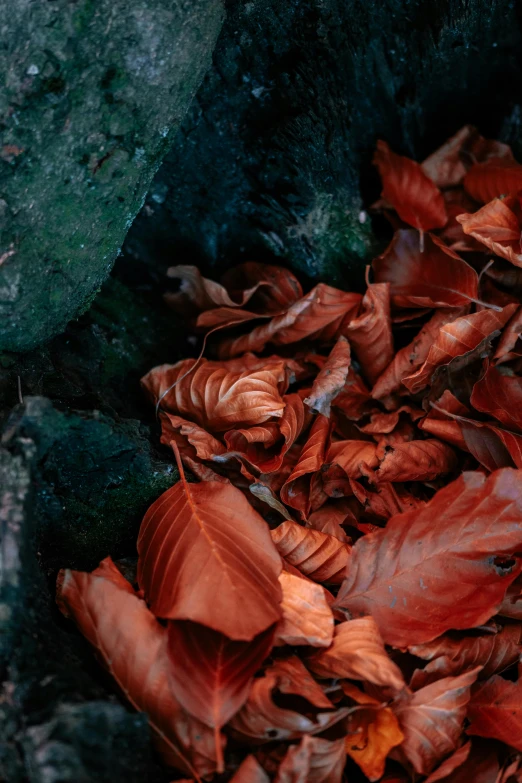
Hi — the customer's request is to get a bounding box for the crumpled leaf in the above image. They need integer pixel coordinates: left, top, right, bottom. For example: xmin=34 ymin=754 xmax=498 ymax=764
xmin=372 ymin=140 xmax=447 ymax=231
xmin=343 ymin=683 xmax=404 ymax=782
xmin=457 ymin=195 xmax=522 ymax=267
xmin=229 ymin=656 xmax=346 ymax=743
xmin=307 ymin=501 xmax=353 ymax=542
xmin=274 ymin=736 xmax=312 ymax=783
xmin=271 ymin=520 xmax=351 ymax=585
xmin=273 ymin=735 xmax=346 ymax=783
xmin=304 ymin=337 xmax=351 ymax=417
xmin=403 ymin=304 xmax=517 ymax=393
xmin=275 ymin=571 xmax=334 ymax=648
xmin=56 ymin=558 xmax=222 ymax=778
xmin=373 ymin=229 xmax=478 ymax=309
xmin=467 ymin=675 xmax=522 ymax=750
xmin=281 ymin=415 xmax=333 ymax=518
xmin=369 ymin=439 xmax=458 ymax=484
xmin=344 ymin=282 xmax=394 ymax=385
xmin=495 ymin=305 xmax=522 ymax=363
xmin=137 ymin=466 xmax=282 ymax=640
xmin=218 ymin=284 xmax=362 ymax=358
xmin=307 ymin=617 xmax=405 ymax=691
xmin=335 ymin=469 xmax=522 ymax=647
xmin=167 ymin=620 xmax=275 ymax=729
xmin=142 ymin=356 xmax=289 ymax=431
xmin=464 ymin=158 xmax=522 ymax=203
xmin=323 ymin=439 xmax=380 ymax=485
xmin=393 ymin=667 xmax=480 ymax=775
xmin=230 ymin=755 xmax=270 ymax=783
xmin=372 ymin=309 xmax=462 ymax=399
xmin=422 ymin=741 xmax=471 ymax=783
xmin=471 ymin=364 xmax=522 ymax=433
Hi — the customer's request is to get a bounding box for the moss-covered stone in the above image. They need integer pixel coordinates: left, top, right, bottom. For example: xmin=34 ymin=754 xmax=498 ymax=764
xmin=0 ymin=0 xmax=223 ymax=352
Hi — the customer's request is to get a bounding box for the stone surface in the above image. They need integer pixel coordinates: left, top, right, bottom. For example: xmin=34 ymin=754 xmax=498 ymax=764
xmin=0 ymin=0 xmax=223 ymax=351
xmin=126 ymin=0 xmax=522 ymax=287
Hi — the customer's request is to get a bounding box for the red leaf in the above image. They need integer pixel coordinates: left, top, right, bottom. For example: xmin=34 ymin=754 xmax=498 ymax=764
xmin=307 ymin=501 xmax=353 ymax=542
xmin=271 ymin=520 xmax=351 ymax=585
xmin=403 ymin=304 xmax=517 ymax=394
xmin=369 ymin=439 xmax=458 ymax=484
xmin=372 ymin=309 xmax=462 ymax=399
xmin=373 ymin=140 xmax=447 ymax=231
xmin=304 ymin=337 xmax=351 ymax=416
xmin=471 ymin=364 xmax=522 ymax=433
xmin=332 ymin=367 xmax=373 ymax=420
xmin=425 ymin=742 xmax=500 ymax=783
xmin=306 ymin=737 xmax=346 ymax=783
xmin=324 ymin=439 xmax=380 ymax=482
xmin=307 ymin=617 xmax=405 ymax=691
xmin=344 ymin=283 xmax=394 ymax=385
xmin=464 ymin=158 xmax=522 ymax=203
xmin=335 ymin=469 xmax=522 ymax=647
xmin=281 ymin=415 xmax=333 ymax=518
xmin=467 ymin=675 xmax=522 ymax=750
xmin=460 ymin=418 xmax=521 ymax=471
xmin=275 ymin=571 xmax=334 ymax=648
xmin=422 ymin=741 xmax=471 ymax=782
xmin=457 ymin=196 xmax=522 ymax=267
xmin=418 ymin=391 xmax=470 ymax=451
xmin=56 ymin=558 xmax=221 ymax=778
xmin=221 ymin=262 xmax=304 ymax=313
xmin=218 ymin=284 xmax=361 ymax=358
xmin=393 ymin=667 xmax=480 ymax=775
xmin=167 ymin=620 xmax=274 ymax=731
xmin=230 ymin=755 xmax=270 ymax=783
xmin=137 ymin=468 xmax=282 ymax=640
xmin=373 ymin=229 xmax=478 ymax=309
xmin=274 ymin=735 xmax=313 ymax=783
xmin=495 ymin=305 xmax=522 ymax=363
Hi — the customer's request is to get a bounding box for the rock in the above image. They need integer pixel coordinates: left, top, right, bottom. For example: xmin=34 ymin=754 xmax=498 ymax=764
xmin=0 ymin=0 xmax=224 ymax=352
xmin=2 ymin=397 xmax=177 ymax=571
xmin=126 ymin=0 xmax=522 ymax=286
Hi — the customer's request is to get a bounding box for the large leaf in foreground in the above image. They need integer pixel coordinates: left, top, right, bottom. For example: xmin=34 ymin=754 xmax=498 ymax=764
xmin=56 ymin=558 xmax=221 ymax=778
xmin=335 ymin=469 xmax=522 ymax=647
xmin=137 ymin=468 xmax=282 ymax=640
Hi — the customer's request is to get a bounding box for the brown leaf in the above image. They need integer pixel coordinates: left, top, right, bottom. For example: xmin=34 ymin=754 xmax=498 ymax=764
xmin=467 ymin=675 xmax=522 ymax=750
xmin=464 ymin=158 xmax=522 ymax=203
xmin=56 ymin=558 xmax=221 ymax=778
xmin=137 ymin=467 xmax=282 ymax=640
xmin=323 ymin=439 xmax=380 ymax=483
xmin=370 ymin=439 xmax=458 ymax=484
xmin=307 ymin=617 xmax=405 ymax=691
xmin=372 ymin=140 xmax=447 ymax=231
xmin=167 ymin=620 xmax=275 ymax=729
xmin=335 ymin=469 xmax=522 ymax=647
xmin=274 ymin=735 xmax=313 ymax=783
xmin=373 ymin=229 xmax=478 ymax=309
xmin=230 ymin=755 xmax=270 ymax=783
xmin=344 ymin=283 xmax=394 ymax=385
xmin=422 ymin=741 xmax=471 ymax=782
xmin=307 ymin=501 xmax=353 ymax=542
xmin=281 ymin=415 xmax=333 ymax=518
xmin=457 ymin=196 xmax=522 ymax=267
xmin=271 ymin=520 xmax=351 ymax=585
xmin=304 ymin=337 xmax=351 ymax=416
xmin=403 ymin=304 xmax=517 ymax=393
xmin=275 ymin=571 xmax=334 ymax=647
xmin=332 ymin=367 xmax=373 ymax=421
xmin=471 ymin=364 xmax=522 ymax=433
xmin=393 ymin=667 xmax=480 ymax=775
xmin=495 ymin=305 xmax=522 ymax=363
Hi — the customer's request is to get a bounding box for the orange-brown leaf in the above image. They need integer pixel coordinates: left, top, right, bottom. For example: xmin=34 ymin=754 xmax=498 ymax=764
xmin=271 ymin=520 xmax=351 ymax=585
xmin=467 ymin=675 xmax=522 ymax=750
xmin=464 ymin=158 xmax=522 ymax=203
xmin=281 ymin=414 xmax=333 ymax=518
xmin=307 ymin=617 xmax=405 ymax=691
xmin=230 ymin=755 xmax=270 ymax=783
xmin=275 ymin=571 xmax=334 ymax=647
xmin=457 ymin=196 xmax=522 ymax=267
xmin=371 ymin=439 xmax=458 ymax=483
xmin=471 ymin=363 xmax=522 ymax=433
xmin=373 ymin=140 xmax=447 ymax=231
xmin=137 ymin=476 xmax=282 ymax=640
xmin=344 ymin=283 xmax=394 ymax=385
xmin=304 ymin=336 xmax=351 ymax=416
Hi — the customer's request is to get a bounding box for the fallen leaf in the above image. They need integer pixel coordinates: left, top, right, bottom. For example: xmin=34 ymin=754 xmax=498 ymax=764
xmin=307 ymin=617 xmax=405 ymax=691
xmin=457 ymin=196 xmax=522 ymax=267
xmin=281 ymin=415 xmax=333 ymax=518
xmin=274 ymin=735 xmax=312 ymax=783
xmin=271 ymin=520 xmax=351 ymax=585
xmin=471 ymin=364 xmax=522 ymax=433
xmin=370 ymin=439 xmax=458 ymax=484
xmin=335 ymin=469 xmax=522 ymax=647
xmin=393 ymin=667 xmax=480 ymax=775
xmin=137 ymin=462 xmax=282 ymax=640
xmin=275 ymin=571 xmax=334 ymax=648
xmin=467 ymin=675 xmax=522 ymax=750
xmin=373 ymin=140 xmax=447 ymax=231
xmin=344 ymin=282 xmax=394 ymax=385
xmin=464 ymin=158 xmax=522 ymax=203
xmin=304 ymin=337 xmax=351 ymax=416
xmin=422 ymin=741 xmax=471 ymax=782
xmin=230 ymin=755 xmax=270 ymax=783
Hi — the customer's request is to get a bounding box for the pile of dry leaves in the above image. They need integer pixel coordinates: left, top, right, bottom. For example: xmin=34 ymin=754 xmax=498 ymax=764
xmin=57 ymin=125 xmax=522 ymax=782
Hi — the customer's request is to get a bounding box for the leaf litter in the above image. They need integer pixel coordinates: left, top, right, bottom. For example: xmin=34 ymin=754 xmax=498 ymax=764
xmin=57 ymin=127 xmax=522 ymax=781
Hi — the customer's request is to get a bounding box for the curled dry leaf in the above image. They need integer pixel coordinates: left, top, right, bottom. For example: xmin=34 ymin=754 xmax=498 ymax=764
xmin=218 ymin=284 xmax=361 ymax=358
xmin=422 ymin=741 xmax=471 ymax=783
xmin=332 ymin=367 xmax=373 ymax=420
xmin=372 ymin=309 xmax=461 ymax=399
xmin=464 ymin=158 xmax=522 ymax=204
xmin=167 ymin=620 xmax=275 ymax=730
xmin=274 ymin=735 xmax=312 ymax=783
xmin=335 ymin=469 xmax=522 ymax=647
xmin=457 ymin=196 xmax=522 ymax=268
xmin=495 ymin=305 xmax=522 ymax=363
xmin=372 ymin=140 xmax=447 ymax=231
xmin=370 ymin=439 xmax=458 ymax=484
xmin=471 ymin=364 xmax=522 ymax=433
xmin=344 ymin=282 xmax=394 ymax=385
xmin=403 ymin=304 xmax=517 ymax=393
xmin=56 ymin=558 xmax=221 ymax=779
xmin=307 ymin=501 xmax=353 ymax=542
xmin=137 ymin=464 xmax=282 ymax=640
xmin=372 ymin=229 xmax=478 ymax=309
xmin=230 ymin=755 xmax=270 ymax=783
xmin=393 ymin=667 xmax=481 ymax=775
xmin=467 ymin=675 xmax=522 ymax=750
xmin=275 ymin=571 xmax=334 ymax=648
xmin=271 ymin=520 xmax=351 ymax=585
xmin=304 ymin=336 xmax=351 ymax=417
xmin=281 ymin=414 xmax=332 ymax=518
xmin=307 ymin=617 xmax=405 ymax=691
xmin=323 ymin=439 xmax=379 ymax=483
xmin=343 ymin=683 xmax=404 ymax=782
